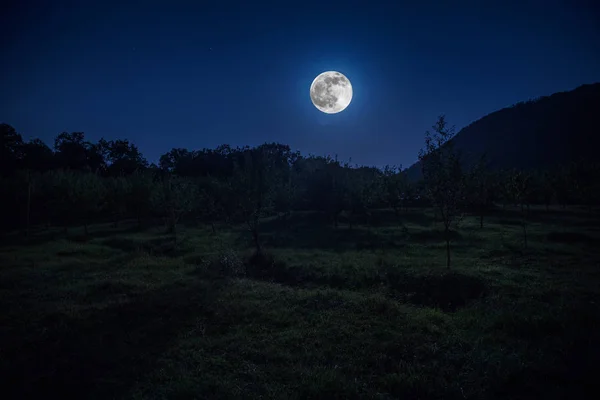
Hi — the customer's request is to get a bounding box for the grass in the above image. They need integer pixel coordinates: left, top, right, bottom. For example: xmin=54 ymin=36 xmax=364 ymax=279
xmin=1 ymin=207 xmax=599 ymax=399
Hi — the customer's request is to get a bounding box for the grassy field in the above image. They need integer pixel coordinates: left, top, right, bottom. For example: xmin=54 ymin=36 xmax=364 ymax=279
xmin=1 ymin=207 xmax=599 ymax=399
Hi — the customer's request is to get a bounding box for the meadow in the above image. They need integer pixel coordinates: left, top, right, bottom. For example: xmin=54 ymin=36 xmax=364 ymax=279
xmin=1 ymin=207 xmax=599 ymax=399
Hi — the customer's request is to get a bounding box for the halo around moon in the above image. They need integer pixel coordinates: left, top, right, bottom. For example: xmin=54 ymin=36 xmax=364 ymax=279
xmin=310 ymin=71 xmax=353 ymax=114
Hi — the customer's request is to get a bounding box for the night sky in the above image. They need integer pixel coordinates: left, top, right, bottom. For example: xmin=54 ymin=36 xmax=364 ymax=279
xmin=2 ymin=0 xmax=600 ymax=168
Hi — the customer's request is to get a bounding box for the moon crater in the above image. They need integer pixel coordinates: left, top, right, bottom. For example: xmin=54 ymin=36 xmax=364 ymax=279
xmin=310 ymin=71 xmax=352 ymax=114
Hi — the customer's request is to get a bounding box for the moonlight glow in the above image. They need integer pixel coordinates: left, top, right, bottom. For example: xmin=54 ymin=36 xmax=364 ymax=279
xmin=310 ymin=71 xmax=353 ymax=114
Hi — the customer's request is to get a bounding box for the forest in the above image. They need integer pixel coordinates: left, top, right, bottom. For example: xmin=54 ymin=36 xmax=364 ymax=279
xmin=1 ymin=113 xmax=600 ymax=398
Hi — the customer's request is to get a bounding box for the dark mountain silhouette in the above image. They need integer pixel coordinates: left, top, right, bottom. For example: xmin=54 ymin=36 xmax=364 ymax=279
xmin=405 ymin=83 xmax=600 ymax=180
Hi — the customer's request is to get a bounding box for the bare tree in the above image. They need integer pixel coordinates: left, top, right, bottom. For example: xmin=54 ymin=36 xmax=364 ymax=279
xmin=418 ymin=115 xmax=466 ymax=268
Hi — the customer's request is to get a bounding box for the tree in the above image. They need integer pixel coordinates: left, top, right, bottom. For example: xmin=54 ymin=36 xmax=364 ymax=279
xmin=0 ymin=123 xmax=24 ymax=176
xmin=270 ymin=150 xmax=301 ymax=229
xmin=381 ymin=165 xmax=409 ymax=226
xmin=199 ymin=179 xmax=222 ymax=233
xmin=40 ymin=170 xmax=79 ymax=233
xmin=536 ymin=170 xmax=555 ymax=211
xmin=20 ymin=139 xmax=55 ymax=172
xmin=467 ymin=155 xmax=492 ymax=228
xmin=73 ymin=172 xmax=106 ymax=237
xmin=344 ymin=165 xmax=380 ymax=229
xmin=496 ymin=169 xmax=516 ymax=211
xmin=232 ymin=147 xmax=274 ymax=254
xmin=36 ymin=171 xmax=105 ymax=236
xmin=302 ymin=156 xmax=347 ymax=228
xmin=418 ymin=115 xmax=466 ymax=268
xmin=506 ymin=169 xmax=532 ymax=248
xmin=87 ymin=139 xmax=109 ymax=174
xmin=190 ymin=176 xmax=230 ymax=233
xmin=53 ymin=132 xmax=89 ymax=170
xmin=0 ymin=170 xmax=32 ymax=235
xmin=105 ymin=177 xmax=131 ymax=227
xmin=272 ymin=167 xmax=297 ymax=229
xmin=159 ymin=148 xmax=195 ymax=175
xmin=127 ymin=171 xmax=155 ymax=229
xmin=105 ymin=139 xmax=148 ymax=176
xmin=151 ymin=173 xmax=197 ymax=244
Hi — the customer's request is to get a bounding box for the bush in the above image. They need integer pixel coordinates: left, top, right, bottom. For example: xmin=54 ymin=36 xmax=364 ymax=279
xmin=245 ymin=251 xmax=276 ymax=278
xmin=245 ymin=251 xmax=292 ymax=282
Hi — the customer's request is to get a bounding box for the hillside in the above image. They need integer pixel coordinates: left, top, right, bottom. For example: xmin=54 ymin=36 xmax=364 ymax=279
xmin=405 ymin=83 xmax=600 ymax=180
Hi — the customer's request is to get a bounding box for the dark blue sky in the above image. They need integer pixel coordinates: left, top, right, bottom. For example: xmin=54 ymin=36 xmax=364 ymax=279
xmin=2 ymin=0 xmax=600 ymax=168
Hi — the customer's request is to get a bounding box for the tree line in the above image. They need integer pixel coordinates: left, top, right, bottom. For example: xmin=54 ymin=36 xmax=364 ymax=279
xmin=1 ymin=120 xmax=598 ymax=266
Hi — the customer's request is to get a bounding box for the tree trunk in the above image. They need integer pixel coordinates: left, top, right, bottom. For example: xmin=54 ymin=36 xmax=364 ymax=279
xmin=137 ymin=213 xmax=142 ymax=230
xmin=445 ymin=233 xmax=451 ymax=269
xmin=252 ymin=228 xmax=261 ymax=254
xmin=211 ymin=222 xmax=216 ymax=234
xmin=479 ymin=209 xmax=484 ymax=229
xmin=254 ymin=231 xmax=261 ymax=254
xmin=522 ymin=201 xmax=528 ymax=247
xmin=84 ymin=222 xmax=88 ymax=237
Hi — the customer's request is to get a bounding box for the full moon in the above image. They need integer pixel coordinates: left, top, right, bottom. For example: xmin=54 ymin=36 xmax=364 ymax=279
xmin=310 ymin=71 xmax=353 ymax=114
